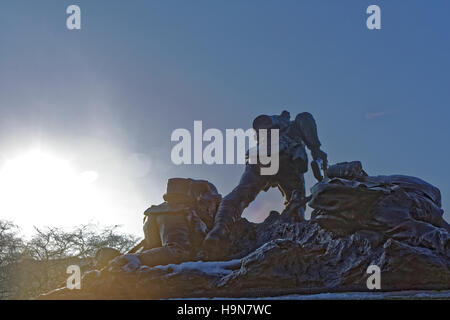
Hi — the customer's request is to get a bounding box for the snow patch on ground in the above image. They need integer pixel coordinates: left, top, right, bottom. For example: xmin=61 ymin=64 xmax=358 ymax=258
xmin=154 ymin=259 xmax=242 ymax=276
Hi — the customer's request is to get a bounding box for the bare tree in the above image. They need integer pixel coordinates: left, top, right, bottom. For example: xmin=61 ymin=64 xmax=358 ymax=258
xmin=26 ymin=224 xmax=139 ymax=260
xmin=0 ymin=221 xmax=140 ymax=299
xmin=0 ymin=221 xmax=25 ymax=299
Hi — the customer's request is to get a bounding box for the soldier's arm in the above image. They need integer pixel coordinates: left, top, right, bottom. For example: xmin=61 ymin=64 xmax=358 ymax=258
xmin=294 ymin=112 xmax=321 ymax=151
xmin=295 ymin=112 xmax=328 ymax=170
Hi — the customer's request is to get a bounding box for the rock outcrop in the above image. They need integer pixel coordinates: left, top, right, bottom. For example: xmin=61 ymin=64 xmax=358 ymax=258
xmin=40 ymin=163 xmax=450 ymax=299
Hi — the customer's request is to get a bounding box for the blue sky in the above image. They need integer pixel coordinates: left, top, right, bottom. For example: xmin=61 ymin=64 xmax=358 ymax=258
xmin=0 ymin=1 xmax=449 ymax=235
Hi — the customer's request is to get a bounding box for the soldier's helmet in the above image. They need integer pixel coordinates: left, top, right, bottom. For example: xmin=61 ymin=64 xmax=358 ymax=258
xmin=252 ymin=110 xmax=291 ymax=131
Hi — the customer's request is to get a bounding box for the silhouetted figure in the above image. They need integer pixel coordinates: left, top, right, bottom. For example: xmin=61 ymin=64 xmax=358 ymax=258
xmin=203 ymin=111 xmax=327 ymax=258
xmin=129 ymin=178 xmax=221 ymax=267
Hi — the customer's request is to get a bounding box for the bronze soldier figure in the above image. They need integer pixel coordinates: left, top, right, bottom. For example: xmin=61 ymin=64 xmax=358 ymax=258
xmin=125 ymin=178 xmax=221 ymax=267
xmin=203 ymin=111 xmax=327 ymax=258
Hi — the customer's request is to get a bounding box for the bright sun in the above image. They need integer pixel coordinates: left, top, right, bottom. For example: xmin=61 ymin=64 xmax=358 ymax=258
xmin=0 ymin=150 xmax=103 ymax=232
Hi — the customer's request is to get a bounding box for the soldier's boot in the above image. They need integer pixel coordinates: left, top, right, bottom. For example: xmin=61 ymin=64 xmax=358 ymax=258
xmin=203 ymin=165 xmax=269 ymax=260
xmin=281 ymin=188 xmax=307 ymax=221
xmin=202 ymin=204 xmax=240 ymax=260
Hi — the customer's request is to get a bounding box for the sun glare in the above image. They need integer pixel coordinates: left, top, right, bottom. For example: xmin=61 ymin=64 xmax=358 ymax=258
xmin=0 ymin=150 xmax=103 ymax=232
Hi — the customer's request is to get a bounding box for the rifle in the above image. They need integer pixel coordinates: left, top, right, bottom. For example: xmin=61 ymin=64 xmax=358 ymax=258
xmin=311 ymin=156 xmax=328 ymax=182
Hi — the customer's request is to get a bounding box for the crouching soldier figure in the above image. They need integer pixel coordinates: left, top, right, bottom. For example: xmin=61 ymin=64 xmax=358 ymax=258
xmin=125 ymin=178 xmax=221 ymax=267
xmin=203 ymin=111 xmax=327 ymax=258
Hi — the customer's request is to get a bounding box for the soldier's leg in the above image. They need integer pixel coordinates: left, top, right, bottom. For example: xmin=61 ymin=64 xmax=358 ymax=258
xmin=137 ymin=212 xmax=193 ymax=267
xmin=142 ymin=214 xmax=162 ymax=250
xmin=203 ymin=164 xmax=270 ymax=254
xmin=279 ymin=173 xmax=306 ymax=220
xmin=214 ymin=164 xmax=269 ymax=233
xmin=126 ymin=215 xmax=159 ymax=254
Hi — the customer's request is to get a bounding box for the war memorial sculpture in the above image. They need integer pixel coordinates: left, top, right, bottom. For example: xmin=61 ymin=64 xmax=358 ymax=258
xmin=42 ymin=111 xmax=450 ymax=299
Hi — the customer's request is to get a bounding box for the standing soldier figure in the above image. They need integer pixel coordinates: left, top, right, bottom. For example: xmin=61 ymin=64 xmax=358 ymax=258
xmin=203 ymin=110 xmax=327 ymax=258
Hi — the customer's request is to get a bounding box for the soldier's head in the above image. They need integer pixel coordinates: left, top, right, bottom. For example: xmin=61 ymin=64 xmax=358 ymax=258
xmin=252 ymin=110 xmax=290 ymax=131
xmin=252 ymin=111 xmax=290 ymax=142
